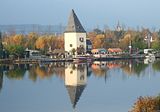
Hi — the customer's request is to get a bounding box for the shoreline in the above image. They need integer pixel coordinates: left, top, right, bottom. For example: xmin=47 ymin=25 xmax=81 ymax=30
xmin=0 ymin=56 xmax=159 ymax=64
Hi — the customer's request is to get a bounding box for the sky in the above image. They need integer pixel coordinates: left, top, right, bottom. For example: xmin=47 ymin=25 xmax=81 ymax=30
xmin=0 ymin=0 xmax=160 ymax=30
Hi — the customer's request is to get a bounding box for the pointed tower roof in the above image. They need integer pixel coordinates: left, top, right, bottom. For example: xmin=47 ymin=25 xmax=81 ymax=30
xmin=66 ymin=85 xmax=86 ymax=109
xmin=65 ymin=9 xmax=86 ymax=33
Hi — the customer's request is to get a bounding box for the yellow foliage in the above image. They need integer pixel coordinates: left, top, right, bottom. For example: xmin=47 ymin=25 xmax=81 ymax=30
xmin=35 ymin=36 xmax=47 ymax=49
xmin=13 ymin=34 xmax=25 ymax=45
xmin=130 ymin=96 xmax=160 ymax=112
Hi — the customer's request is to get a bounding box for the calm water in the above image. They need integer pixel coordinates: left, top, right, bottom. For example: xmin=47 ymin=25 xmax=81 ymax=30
xmin=0 ymin=59 xmax=160 ymax=112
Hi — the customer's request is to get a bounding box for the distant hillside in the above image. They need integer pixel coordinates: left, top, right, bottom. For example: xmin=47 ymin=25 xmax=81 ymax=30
xmin=0 ymin=24 xmax=65 ymax=35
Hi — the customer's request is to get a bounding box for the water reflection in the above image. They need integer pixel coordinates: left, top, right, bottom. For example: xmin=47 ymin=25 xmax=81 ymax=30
xmin=0 ymin=59 xmax=159 ymax=86
xmin=91 ymin=59 xmax=150 ymax=78
xmin=0 ymin=59 xmax=159 ymax=84
xmin=152 ymin=60 xmax=160 ymax=72
xmin=0 ymin=59 xmax=160 ymax=111
xmin=65 ymin=63 xmax=87 ymax=108
xmin=0 ymin=69 xmax=3 ymax=92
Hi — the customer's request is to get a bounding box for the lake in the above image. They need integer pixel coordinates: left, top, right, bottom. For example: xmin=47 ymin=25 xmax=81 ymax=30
xmin=0 ymin=59 xmax=160 ymax=112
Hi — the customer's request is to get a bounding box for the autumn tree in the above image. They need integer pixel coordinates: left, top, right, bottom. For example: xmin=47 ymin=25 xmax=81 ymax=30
xmin=12 ymin=34 xmax=26 ymax=46
xmin=119 ymin=33 xmax=131 ymax=50
xmin=35 ymin=36 xmax=48 ymax=53
xmin=91 ymin=34 xmax=105 ymax=48
xmin=26 ymin=32 xmax=38 ymax=49
xmin=130 ymin=96 xmax=160 ymax=112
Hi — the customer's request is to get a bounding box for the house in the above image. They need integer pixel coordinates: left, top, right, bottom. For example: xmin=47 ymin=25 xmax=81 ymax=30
xmin=64 ymin=9 xmax=87 ymax=56
xmin=91 ymin=48 xmax=107 ymax=58
xmin=108 ymin=48 xmax=122 ymax=54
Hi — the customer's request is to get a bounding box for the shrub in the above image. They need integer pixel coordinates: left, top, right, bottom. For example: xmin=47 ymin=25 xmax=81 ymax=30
xmin=130 ymin=96 xmax=160 ymax=112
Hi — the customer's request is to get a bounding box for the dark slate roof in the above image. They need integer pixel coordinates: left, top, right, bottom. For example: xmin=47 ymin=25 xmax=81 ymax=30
xmin=66 ymin=85 xmax=86 ymax=109
xmin=65 ymin=9 xmax=86 ymax=33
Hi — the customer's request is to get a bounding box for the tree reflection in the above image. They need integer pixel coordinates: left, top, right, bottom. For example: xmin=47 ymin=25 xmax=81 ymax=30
xmin=52 ymin=62 xmax=65 ymax=80
xmin=0 ymin=66 xmax=3 ymax=92
xmin=5 ymin=64 xmax=26 ymax=80
xmin=28 ymin=64 xmax=38 ymax=82
xmin=121 ymin=60 xmax=148 ymax=77
xmin=28 ymin=64 xmax=55 ymax=80
xmin=152 ymin=60 xmax=160 ymax=72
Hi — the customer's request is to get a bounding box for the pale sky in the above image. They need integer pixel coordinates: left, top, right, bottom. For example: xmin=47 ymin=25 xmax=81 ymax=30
xmin=0 ymin=0 xmax=160 ymax=29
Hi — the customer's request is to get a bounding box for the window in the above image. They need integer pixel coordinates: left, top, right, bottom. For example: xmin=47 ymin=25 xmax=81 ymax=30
xmin=80 ymin=75 xmax=84 ymax=80
xmin=79 ymin=37 xmax=84 ymax=42
xmin=70 ymin=44 xmax=72 ymax=47
xmin=70 ymin=70 xmax=73 ymax=74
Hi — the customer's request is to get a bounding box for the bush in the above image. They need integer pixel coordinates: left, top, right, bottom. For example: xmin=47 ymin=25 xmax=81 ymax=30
xmin=130 ymin=96 xmax=160 ymax=112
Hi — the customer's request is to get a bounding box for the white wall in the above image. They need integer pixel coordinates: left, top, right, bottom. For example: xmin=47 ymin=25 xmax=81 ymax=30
xmin=64 ymin=32 xmax=86 ymax=54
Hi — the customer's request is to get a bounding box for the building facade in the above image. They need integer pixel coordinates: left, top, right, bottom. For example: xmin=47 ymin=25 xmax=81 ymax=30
xmin=64 ymin=9 xmax=87 ymax=55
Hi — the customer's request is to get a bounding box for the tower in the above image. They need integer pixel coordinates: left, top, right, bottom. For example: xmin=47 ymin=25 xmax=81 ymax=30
xmin=64 ymin=9 xmax=86 ymax=55
xmin=116 ymin=21 xmax=122 ymax=32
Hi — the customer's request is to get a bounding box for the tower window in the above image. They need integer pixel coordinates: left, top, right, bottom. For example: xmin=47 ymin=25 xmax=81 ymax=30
xmin=70 ymin=44 xmax=72 ymax=47
xmin=79 ymin=37 xmax=84 ymax=42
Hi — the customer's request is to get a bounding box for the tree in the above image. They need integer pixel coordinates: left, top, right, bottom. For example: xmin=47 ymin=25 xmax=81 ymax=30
xmin=93 ymin=28 xmax=103 ymax=34
xmin=35 ymin=36 xmax=48 ymax=54
xmin=152 ymin=60 xmax=160 ymax=72
xmin=0 ymin=32 xmax=4 ymax=59
xmin=132 ymin=35 xmax=147 ymax=49
xmin=71 ymin=48 xmax=76 ymax=55
xmin=130 ymin=96 xmax=160 ymax=112
xmin=151 ymin=39 xmax=160 ymax=50
xmin=6 ymin=45 xmax=25 ymax=59
xmin=119 ymin=34 xmax=131 ymax=50
xmin=92 ymin=34 xmax=105 ymax=48
xmin=13 ymin=34 xmax=24 ymax=44
xmin=26 ymin=32 xmax=38 ymax=49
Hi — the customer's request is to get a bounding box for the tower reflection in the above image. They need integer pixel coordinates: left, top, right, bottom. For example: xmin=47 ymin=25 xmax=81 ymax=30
xmin=65 ymin=63 xmax=87 ymax=109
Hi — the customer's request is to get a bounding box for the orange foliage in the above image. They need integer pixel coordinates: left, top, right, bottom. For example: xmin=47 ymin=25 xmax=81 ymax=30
xmin=130 ymin=96 xmax=160 ymax=112
xmin=35 ymin=36 xmax=47 ymax=49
